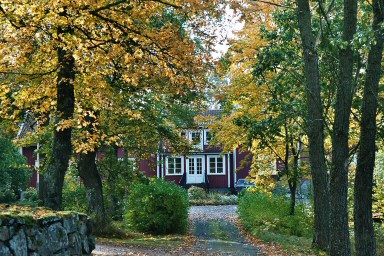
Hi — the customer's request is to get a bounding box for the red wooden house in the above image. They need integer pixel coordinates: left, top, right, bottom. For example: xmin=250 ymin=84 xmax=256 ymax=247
xmin=19 ymin=110 xmax=252 ymax=190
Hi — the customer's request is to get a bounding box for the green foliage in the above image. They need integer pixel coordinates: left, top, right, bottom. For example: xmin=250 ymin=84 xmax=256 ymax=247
xmin=373 ymin=150 xmax=384 ymax=218
xmin=187 ymin=187 xmax=238 ymax=205
xmin=0 ymin=136 xmax=31 ymax=200
xmin=0 ymin=189 xmax=16 ymax=203
xmin=238 ymin=190 xmax=313 ymax=238
xmin=188 ymin=186 xmax=207 ymax=200
xmin=62 ymin=164 xmax=88 ymax=213
xmin=23 ymin=187 xmax=38 ymax=202
xmin=98 ymin=149 xmax=149 ymax=219
xmin=124 ymin=178 xmax=189 ymax=235
xmin=374 ymin=224 xmax=384 ymax=255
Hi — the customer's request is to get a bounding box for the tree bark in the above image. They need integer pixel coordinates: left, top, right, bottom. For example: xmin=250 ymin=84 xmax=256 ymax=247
xmin=354 ymin=1 xmax=384 ymax=254
xmin=288 ymin=150 xmax=300 ymax=216
xmin=40 ymin=26 xmax=75 ymax=210
xmin=296 ymin=0 xmax=330 ymax=250
xmin=288 ymin=178 xmax=297 ymax=215
xmin=79 ymin=150 xmax=106 ymax=225
xmin=329 ymin=0 xmax=357 ymax=254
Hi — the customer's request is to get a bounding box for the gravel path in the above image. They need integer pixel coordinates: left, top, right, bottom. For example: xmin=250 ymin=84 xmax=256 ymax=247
xmin=189 ymin=205 xmax=259 ymax=255
xmin=93 ymin=205 xmax=260 ymax=256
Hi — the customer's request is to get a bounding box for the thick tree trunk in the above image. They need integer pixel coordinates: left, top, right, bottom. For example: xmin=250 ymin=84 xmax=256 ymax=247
xmin=79 ymin=150 xmax=106 ymax=225
xmin=354 ymin=1 xmax=384 ymax=254
xmin=40 ymin=27 xmax=75 ymax=210
xmin=297 ymin=0 xmax=330 ymax=250
xmin=329 ymin=0 xmax=357 ymax=255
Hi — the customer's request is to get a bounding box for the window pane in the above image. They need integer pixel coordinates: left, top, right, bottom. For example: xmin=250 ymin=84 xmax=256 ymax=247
xmin=191 ymin=132 xmax=201 ymax=145
xmin=175 ymin=158 xmax=182 ymax=174
xmin=189 ymin=160 xmax=194 ymax=174
xmin=197 ymin=158 xmax=202 ymax=174
xmin=206 ymin=131 xmax=212 ymax=144
xmin=168 ymin=158 xmax=174 ymax=174
xmin=217 ymin=157 xmax=223 ymax=173
xmin=209 ymin=158 xmax=216 ymax=173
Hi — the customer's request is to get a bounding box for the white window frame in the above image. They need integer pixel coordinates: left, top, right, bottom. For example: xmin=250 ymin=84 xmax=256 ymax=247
xmin=204 ymin=130 xmax=212 ymax=145
xmin=180 ymin=131 xmax=187 ymax=138
xmin=166 ymin=156 xmax=184 ymax=175
xmin=207 ymin=155 xmax=226 ymax=175
xmin=127 ymin=157 xmax=136 ymax=171
xmin=188 ymin=130 xmax=203 ymax=149
xmin=118 ymin=157 xmax=136 ymax=170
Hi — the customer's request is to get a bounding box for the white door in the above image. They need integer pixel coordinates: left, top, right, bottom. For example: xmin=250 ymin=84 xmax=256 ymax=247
xmin=187 ymin=156 xmax=205 ymax=184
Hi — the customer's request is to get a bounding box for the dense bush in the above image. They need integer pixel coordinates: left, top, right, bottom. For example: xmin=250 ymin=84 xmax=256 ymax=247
xmin=0 ymin=189 xmax=16 ymax=203
xmin=188 ymin=186 xmax=207 ymax=200
xmin=98 ymin=149 xmax=149 ymax=219
xmin=0 ymin=136 xmax=31 ymax=202
xmin=62 ymin=164 xmax=88 ymax=213
xmin=238 ymin=190 xmax=313 ymax=238
xmin=125 ymin=178 xmax=189 ymax=234
xmin=23 ymin=187 xmax=38 ymax=202
xmin=188 ymin=188 xmax=238 ymax=205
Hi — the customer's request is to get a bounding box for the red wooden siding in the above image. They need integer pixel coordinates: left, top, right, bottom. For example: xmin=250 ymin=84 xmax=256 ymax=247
xmin=22 ymin=146 xmax=38 ymax=188
xmin=138 ymin=156 xmax=157 ymax=177
xmin=235 ymin=148 xmax=252 ymax=180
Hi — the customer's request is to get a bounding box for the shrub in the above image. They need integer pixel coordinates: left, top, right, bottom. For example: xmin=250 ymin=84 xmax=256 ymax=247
xmin=207 ymin=193 xmax=238 ymax=205
xmin=62 ymin=165 xmax=88 ymax=213
xmin=98 ymin=149 xmax=149 ymax=219
xmin=125 ymin=178 xmax=189 ymax=234
xmin=23 ymin=187 xmax=38 ymax=202
xmin=188 ymin=186 xmax=207 ymax=200
xmin=0 ymin=136 xmax=31 ymax=200
xmin=238 ymin=190 xmax=313 ymax=238
xmin=0 ymin=189 xmax=16 ymax=203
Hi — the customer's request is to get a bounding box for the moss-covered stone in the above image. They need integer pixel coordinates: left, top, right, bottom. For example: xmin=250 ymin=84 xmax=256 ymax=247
xmin=0 ymin=204 xmax=95 ymax=255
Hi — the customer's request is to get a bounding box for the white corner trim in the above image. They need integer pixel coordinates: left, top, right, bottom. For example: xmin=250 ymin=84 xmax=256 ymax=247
xmin=233 ymin=149 xmax=237 ymax=185
xmin=227 ymin=154 xmax=230 ymax=188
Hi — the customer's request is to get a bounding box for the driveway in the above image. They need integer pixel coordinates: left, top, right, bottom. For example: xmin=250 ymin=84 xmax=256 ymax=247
xmin=93 ymin=205 xmax=260 ymax=255
xmin=189 ymin=205 xmax=260 ymax=255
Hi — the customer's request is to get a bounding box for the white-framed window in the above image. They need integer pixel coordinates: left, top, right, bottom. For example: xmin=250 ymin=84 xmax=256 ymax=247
xmin=118 ymin=157 xmax=136 ymax=171
xmin=188 ymin=130 xmax=202 ymax=149
xmin=204 ymin=130 xmax=212 ymax=145
xmin=208 ymin=155 xmax=225 ymax=175
xmin=166 ymin=157 xmax=183 ymax=175
xmin=127 ymin=158 xmax=136 ymax=171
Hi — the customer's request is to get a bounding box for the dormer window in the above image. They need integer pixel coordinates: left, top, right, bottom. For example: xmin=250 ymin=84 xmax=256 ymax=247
xmin=191 ymin=132 xmax=200 ymax=144
xmin=188 ymin=130 xmax=202 ymax=149
xmin=204 ymin=130 xmax=212 ymax=145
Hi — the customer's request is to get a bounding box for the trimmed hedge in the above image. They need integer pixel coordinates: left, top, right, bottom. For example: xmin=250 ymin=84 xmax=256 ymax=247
xmin=124 ymin=179 xmax=189 ymax=234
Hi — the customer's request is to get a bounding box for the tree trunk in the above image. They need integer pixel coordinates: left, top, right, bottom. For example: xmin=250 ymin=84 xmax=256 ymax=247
xmin=354 ymin=1 xmax=384 ymax=254
xmin=297 ymin=0 xmax=330 ymax=250
xmin=288 ymin=151 xmax=300 ymax=216
xmin=288 ymin=180 xmax=297 ymax=216
xmin=79 ymin=150 xmax=106 ymax=225
xmin=329 ymin=0 xmax=357 ymax=254
xmin=39 ymin=26 xmax=75 ymax=210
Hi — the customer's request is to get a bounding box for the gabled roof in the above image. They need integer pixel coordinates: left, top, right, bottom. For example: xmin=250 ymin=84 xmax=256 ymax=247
xmin=17 ymin=115 xmax=36 ymax=139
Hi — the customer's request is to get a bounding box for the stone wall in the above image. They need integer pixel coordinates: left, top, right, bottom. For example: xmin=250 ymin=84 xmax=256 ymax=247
xmin=0 ymin=205 xmax=95 ymax=255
